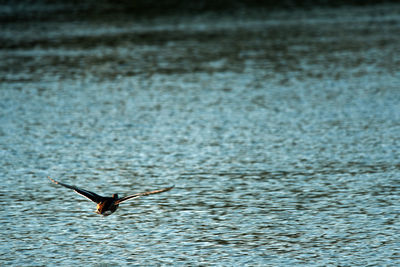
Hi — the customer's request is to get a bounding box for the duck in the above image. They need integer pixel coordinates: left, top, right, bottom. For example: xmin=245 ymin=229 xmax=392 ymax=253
xmin=48 ymin=177 xmax=174 ymax=216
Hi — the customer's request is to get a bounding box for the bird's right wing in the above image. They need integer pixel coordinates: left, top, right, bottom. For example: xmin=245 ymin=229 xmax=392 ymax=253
xmin=48 ymin=177 xmax=104 ymax=203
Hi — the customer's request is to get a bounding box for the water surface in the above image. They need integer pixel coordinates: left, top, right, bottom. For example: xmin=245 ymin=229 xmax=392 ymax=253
xmin=1 ymin=4 xmax=400 ymax=266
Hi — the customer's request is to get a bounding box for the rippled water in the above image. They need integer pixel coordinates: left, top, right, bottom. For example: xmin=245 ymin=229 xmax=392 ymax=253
xmin=1 ymin=4 xmax=400 ymax=266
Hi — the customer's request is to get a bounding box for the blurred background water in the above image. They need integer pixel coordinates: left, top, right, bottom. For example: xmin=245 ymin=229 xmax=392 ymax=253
xmin=1 ymin=1 xmax=400 ymax=266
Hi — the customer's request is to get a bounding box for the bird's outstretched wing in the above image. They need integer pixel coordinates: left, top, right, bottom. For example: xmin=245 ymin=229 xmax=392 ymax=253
xmin=115 ymin=185 xmax=174 ymax=204
xmin=48 ymin=177 xmax=105 ymax=203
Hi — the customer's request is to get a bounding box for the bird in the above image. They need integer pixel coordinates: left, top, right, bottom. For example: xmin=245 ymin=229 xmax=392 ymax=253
xmin=48 ymin=177 xmax=174 ymax=216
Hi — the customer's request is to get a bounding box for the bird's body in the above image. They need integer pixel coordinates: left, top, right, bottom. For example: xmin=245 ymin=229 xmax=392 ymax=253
xmin=48 ymin=177 xmax=174 ymax=216
xmin=95 ymin=195 xmax=119 ymax=216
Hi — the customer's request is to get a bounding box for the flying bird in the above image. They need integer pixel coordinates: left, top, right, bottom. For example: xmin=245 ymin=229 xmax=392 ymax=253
xmin=48 ymin=177 xmax=174 ymax=216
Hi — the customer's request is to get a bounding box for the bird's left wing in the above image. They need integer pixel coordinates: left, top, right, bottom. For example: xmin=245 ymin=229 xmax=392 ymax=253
xmin=115 ymin=185 xmax=174 ymax=204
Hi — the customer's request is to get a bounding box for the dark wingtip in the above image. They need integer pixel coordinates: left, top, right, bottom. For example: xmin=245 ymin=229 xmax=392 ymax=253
xmin=167 ymin=185 xmax=175 ymax=190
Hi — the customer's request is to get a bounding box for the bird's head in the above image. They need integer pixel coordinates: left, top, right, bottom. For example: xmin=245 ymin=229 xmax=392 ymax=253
xmin=112 ymin=193 xmax=118 ymax=199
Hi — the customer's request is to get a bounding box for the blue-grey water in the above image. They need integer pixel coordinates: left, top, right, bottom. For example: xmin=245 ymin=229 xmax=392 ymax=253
xmin=1 ymin=4 xmax=400 ymax=266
